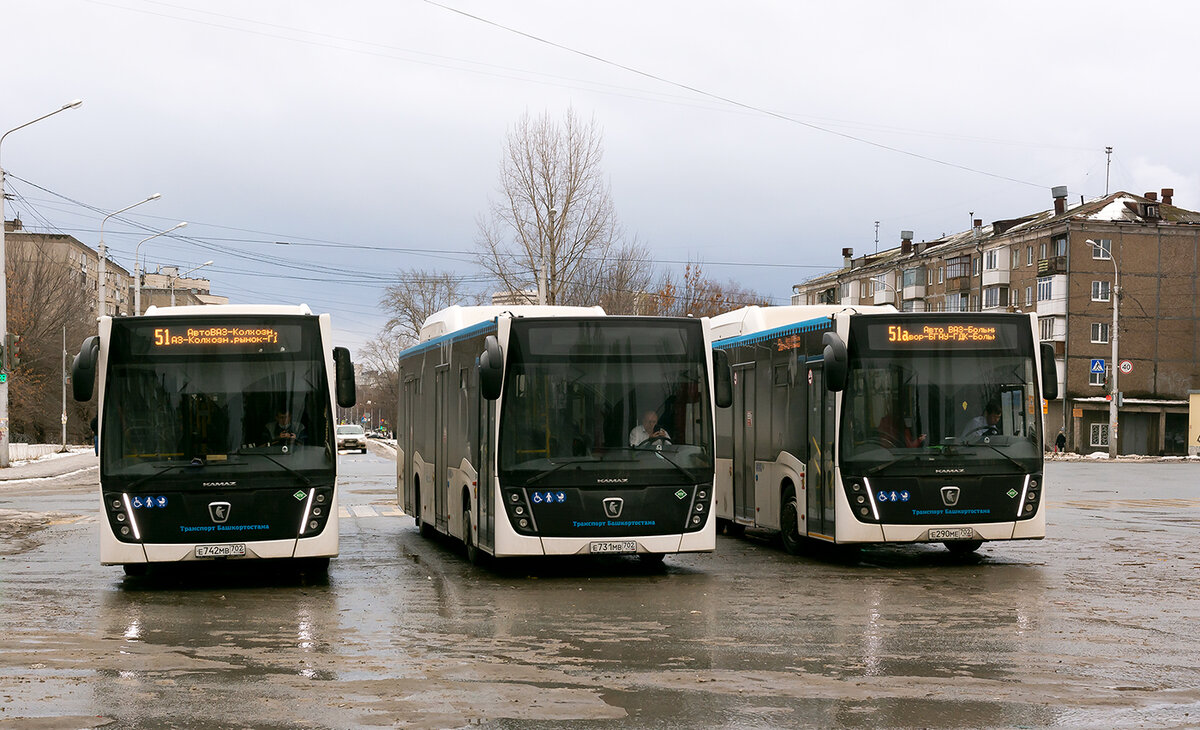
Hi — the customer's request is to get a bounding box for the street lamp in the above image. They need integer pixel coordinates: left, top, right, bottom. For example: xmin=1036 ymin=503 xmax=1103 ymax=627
xmin=170 ymin=260 xmax=213 ymax=306
xmin=0 ymin=99 xmax=83 ymax=468
xmin=1086 ymin=238 xmax=1119 ymax=457
xmin=133 ymin=222 xmax=188 ymax=315
xmin=98 ymin=193 xmax=160 ymax=316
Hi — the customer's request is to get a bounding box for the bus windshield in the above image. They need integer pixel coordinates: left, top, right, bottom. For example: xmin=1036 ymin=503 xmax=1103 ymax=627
xmin=839 ymin=316 xmax=1042 ymax=475
xmin=101 ymin=317 xmax=334 ymax=481
xmin=498 ymin=319 xmax=714 ymax=487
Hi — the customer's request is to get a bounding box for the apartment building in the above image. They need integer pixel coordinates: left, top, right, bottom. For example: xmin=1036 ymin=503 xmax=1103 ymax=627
xmin=138 ymin=265 xmax=228 ymax=312
xmin=4 ymin=218 xmax=133 ymax=316
xmin=791 ymin=188 xmax=1200 ymax=456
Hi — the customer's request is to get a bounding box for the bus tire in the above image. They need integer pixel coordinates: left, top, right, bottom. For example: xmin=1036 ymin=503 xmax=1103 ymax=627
xmin=639 ymin=553 xmax=666 ymax=566
xmin=944 ymin=540 xmax=983 ymax=555
xmin=463 ymin=507 xmax=481 ymax=565
xmin=301 ymin=557 xmax=330 ymax=575
xmin=780 ymin=486 xmax=803 ymax=555
xmin=122 ymin=563 xmax=148 ymax=577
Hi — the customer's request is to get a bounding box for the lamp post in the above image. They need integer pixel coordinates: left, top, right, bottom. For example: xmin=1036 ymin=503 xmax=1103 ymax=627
xmin=0 ymin=99 xmax=83 ymax=468
xmin=133 ymin=222 xmax=188 ymax=316
xmin=1086 ymin=239 xmax=1119 ymax=457
xmin=170 ymin=260 xmax=213 ymax=306
xmin=98 ymin=193 xmax=160 ymax=316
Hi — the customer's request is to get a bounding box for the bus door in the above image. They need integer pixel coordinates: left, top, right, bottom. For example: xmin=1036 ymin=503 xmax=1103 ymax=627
xmin=435 ymin=364 xmax=449 ymax=532
xmin=733 ymin=364 xmax=755 ymax=523
xmin=402 ymin=376 xmax=417 ymax=510
xmin=476 ymin=392 xmax=495 ymax=552
xmin=806 ymin=365 xmax=836 ymax=538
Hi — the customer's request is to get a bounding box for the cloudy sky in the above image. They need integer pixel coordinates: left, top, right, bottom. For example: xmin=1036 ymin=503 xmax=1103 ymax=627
xmin=5 ymin=0 xmax=1198 ymax=355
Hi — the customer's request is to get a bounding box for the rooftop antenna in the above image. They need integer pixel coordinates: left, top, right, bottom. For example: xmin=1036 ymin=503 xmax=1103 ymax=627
xmin=1105 ymin=146 xmax=1113 ymax=196
xmin=874 ymin=220 xmax=879 ymax=253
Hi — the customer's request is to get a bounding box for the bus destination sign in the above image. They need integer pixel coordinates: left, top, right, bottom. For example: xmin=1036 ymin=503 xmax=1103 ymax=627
xmin=865 ymin=321 xmax=1020 ymax=351
xmin=886 ymin=324 xmax=998 ymax=344
xmin=153 ymin=326 xmax=282 ymax=348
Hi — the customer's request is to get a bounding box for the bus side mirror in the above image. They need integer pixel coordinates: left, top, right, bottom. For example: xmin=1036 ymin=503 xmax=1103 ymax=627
xmin=713 ymin=349 xmax=732 ymax=408
xmin=71 ymin=336 xmax=100 ymax=402
xmin=333 ymin=347 xmax=356 ymax=408
xmin=822 ymin=332 xmax=848 ymax=392
xmin=479 ymin=335 xmax=503 ymax=401
xmin=1040 ymin=342 xmax=1059 ymax=400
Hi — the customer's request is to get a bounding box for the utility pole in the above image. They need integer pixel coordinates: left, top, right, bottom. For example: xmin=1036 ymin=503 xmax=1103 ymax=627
xmin=1105 ymin=146 xmax=1113 ymax=196
xmin=60 ymin=326 xmax=67 ymax=452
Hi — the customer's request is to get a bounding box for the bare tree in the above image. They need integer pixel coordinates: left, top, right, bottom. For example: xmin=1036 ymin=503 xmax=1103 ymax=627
xmin=6 ymin=240 xmax=95 ymax=443
xmin=476 ymin=107 xmax=652 ymax=307
xmin=352 ymin=334 xmax=401 ymax=433
xmin=380 ymin=268 xmax=474 ymax=347
xmin=644 ymin=261 xmax=770 ymax=319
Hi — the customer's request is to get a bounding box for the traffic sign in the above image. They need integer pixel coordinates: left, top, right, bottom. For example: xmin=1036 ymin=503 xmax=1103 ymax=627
xmin=1090 ymin=359 xmax=1106 ymax=374
xmin=1119 ymin=360 xmax=1133 ymax=374
xmin=0 ymin=373 xmax=6 ymax=384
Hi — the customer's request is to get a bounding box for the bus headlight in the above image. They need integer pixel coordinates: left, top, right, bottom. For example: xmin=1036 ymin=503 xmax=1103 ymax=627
xmin=505 ymin=489 xmax=537 ymax=535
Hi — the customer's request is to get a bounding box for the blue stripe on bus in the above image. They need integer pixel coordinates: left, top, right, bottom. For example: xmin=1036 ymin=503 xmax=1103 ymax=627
xmin=398 ymin=319 xmax=498 ymax=358
xmin=712 ymin=316 xmax=833 ymax=350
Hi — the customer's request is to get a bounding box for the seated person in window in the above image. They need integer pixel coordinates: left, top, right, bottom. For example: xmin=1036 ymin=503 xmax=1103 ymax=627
xmin=961 ymin=400 xmax=1002 ymax=439
xmin=264 ymin=409 xmax=306 ymax=445
xmin=877 ymin=410 xmax=926 ymax=448
xmin=630 ymin=410 xmax=670 ymax=447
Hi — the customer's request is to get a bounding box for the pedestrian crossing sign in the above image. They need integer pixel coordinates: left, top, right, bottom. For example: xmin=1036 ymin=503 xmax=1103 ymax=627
xmin=1090 ymin=359 xmax=1106 ymax=374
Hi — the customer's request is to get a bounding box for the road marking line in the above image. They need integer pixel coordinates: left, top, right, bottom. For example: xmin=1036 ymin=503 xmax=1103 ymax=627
xmin=350 ymin=504 xmax=376 ymax=517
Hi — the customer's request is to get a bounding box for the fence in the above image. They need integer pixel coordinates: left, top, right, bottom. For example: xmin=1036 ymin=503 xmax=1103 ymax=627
xmin=9 ymin=444 xmax=65 ymax=461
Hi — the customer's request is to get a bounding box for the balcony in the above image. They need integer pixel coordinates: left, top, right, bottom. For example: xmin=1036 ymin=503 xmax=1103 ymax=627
xmin=945 ymin=276 xmax=972 ymax=292
xmin=902 ymin=283 xmax=926 ymax=300
xmin=1037 ymin=256 xmax=1067 ymax=275
xmin=982 ymin=268 xmax=1010 ymax=287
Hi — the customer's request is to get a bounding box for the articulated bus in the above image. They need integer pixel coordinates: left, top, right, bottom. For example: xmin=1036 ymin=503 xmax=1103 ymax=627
xmin=396 ymin=305 xmax=732 ymax=564
xmin=711 ymin=305 xmax=1058 ymax=554
xmin=72 ymin=305 xmax=356 ymax=575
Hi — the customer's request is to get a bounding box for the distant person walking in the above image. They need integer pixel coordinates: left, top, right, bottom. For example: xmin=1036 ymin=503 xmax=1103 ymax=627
xmin=1055 ymin=429 xmax=1066 ymax=454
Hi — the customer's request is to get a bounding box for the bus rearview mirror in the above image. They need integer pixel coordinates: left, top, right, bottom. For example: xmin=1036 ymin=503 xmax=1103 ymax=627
xmin=479 ymin=335 xmax=503 ymax=401
xmin=71 ymin=336 xmax=100 ymax=402
xmin=333 ymin=346 xmax=356 ymax=408
xmin=1040 ymin=342 xmax=1059 ymax=400
xmin=713 ymin=349 xmax=732 ymax=408
xmin=822 ymin=332 xmax=848 ymax=392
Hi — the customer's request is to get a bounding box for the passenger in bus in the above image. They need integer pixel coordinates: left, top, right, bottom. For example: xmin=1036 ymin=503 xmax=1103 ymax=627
xmin=265 ymin=409 xmax=306 ymax=446
xmin=961 ymin=400 xmax=1002 ymax=439
xmin=630 ymin=410 xmax=670 ymax=447
xmin=877 ymin=411 xmax=925 ymax=448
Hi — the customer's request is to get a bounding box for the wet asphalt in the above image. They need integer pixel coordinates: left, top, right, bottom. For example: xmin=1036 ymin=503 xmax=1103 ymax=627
xmin=0 ymin=447 xmax=1198 ymax=729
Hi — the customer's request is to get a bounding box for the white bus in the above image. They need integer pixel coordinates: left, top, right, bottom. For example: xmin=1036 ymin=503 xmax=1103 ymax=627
xmin=396 ymin=305 xmax=732 ymax=564
xmin=71 ymin=304 xmax=356 ymax=575
xmin=711 ymin=306 xmax=1058 ymax=554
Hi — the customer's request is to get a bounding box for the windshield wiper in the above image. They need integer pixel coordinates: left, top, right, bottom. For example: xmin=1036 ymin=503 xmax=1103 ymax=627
xmin=236 ymin=451 xmax=312 ymax=486
xmin=124 ymin=463 xmax=195 ymax=491
xmin=650 ymin=450 xmax=699 ymax=483
xmin=523 ymin=457 xmax=595 ymax=487
xmin=867 ymin=452 xmax=933 ymax=475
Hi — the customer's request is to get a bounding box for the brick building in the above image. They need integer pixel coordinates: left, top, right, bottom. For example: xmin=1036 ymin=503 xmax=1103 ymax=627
xmin=791 ymin=188 xmax=1200 ymax=455
xmin=4 ymin=217 xmax=133 ymax=316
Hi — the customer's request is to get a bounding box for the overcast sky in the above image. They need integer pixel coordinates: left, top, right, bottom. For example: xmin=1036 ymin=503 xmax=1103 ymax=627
xmin=5 ymin=0 xmax=1198 ymax=355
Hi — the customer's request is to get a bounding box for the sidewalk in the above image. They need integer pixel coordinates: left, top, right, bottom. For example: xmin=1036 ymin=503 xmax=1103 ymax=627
xmin=0 ymin=448 xmax=98 ymax=483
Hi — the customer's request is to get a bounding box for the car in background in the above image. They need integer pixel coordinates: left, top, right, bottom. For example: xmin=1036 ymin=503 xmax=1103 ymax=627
xmin=336 ymin=424 xmax=368 ymax=453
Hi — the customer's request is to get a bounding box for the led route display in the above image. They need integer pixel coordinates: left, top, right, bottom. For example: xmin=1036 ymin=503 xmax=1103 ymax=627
xmin=154 ymin=326 xmax=281 ymax=347
xmin=885 ymin=324 xmax=998 ymax=343
xmin=862 ymin=319 xmax=1022 ymax=351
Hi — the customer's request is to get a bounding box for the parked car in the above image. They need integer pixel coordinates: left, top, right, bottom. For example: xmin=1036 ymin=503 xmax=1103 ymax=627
xmin=336 ymin=424 xmax=368 ymax=453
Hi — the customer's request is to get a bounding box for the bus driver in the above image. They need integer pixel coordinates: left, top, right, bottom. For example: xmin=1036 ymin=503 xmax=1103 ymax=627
xmin=630 ymin=410 xmax=670 ymax=447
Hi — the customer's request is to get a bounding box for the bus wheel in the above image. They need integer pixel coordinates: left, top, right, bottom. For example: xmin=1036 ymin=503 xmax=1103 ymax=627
xmin=463 ymin=508 xmax=481 ymax=565
xmin=780 ymin=487 xmax=803 ymax=555
xmin=639 ymin=553 xmax=666 ymax=566
xmin=301 ymin=557 xmax=330 ymax=576
xmin=944 ymin=540 xmax=983 ymax=555
xmin=724 ymin=521 xmax=746 ymax=539
xmin=122 ymin=563 xmax=148 ymax=577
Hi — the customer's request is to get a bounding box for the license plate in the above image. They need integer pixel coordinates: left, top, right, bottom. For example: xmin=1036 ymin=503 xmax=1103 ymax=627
xmin=590 ymin=540 xmax=637 ymax=554
xmin=195 ymin=543 xmax=246 ymax=558
xmin=929 ymin=528 xmax=975 ymax=541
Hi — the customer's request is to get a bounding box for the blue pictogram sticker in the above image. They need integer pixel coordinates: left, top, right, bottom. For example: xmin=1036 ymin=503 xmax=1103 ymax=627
xmin=156 ymin=496 xmax=168 ymax=508
xmin=877 ymin=492 xmax=889 ymax=502
xmin=532 ymin=493 xmax=544 ymax=504
xmin=143 ymin=497 xmax=155 ymax=509
xmin=555 ymin=492 xmax=566 ymax=503
xmin=889 ymin=491 xmax=900 ymax=502
xmin=544 ymin=492 xmax=555 ymax=504
xmin=132 ymin=497 xmax=144 ymax=509
xmin=899 ymin=491 xmax=911 ymax=502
